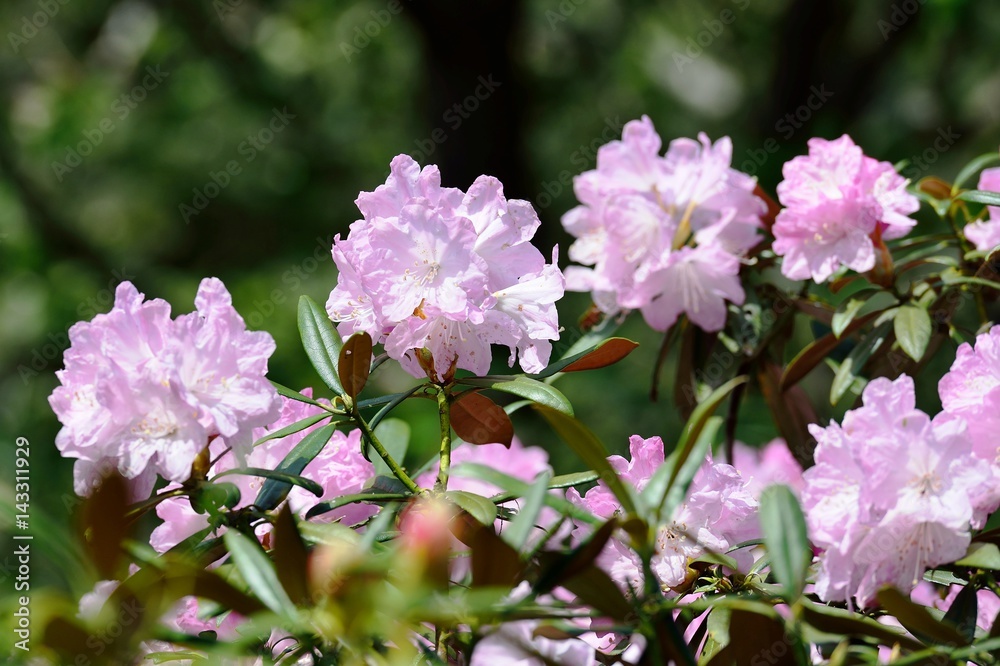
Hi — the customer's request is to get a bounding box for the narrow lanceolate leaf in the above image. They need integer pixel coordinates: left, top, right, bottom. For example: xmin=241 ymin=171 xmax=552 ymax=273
xmin=650 ymin=377 xmax=747 ymax=520
xmin=272 ymin=381 xmax=328 ymax=408
xmin=255 ymin=424 xmax=337 ymax=510
xmin=894 ymin=304 xmax=932 ymax=362
xmin=338 ymin=331 xmax=372 ymax=399
xmin=451 ymin=391 xmax=514 ymax=447
xmin=830 ymin=320 xmax=892 ymax=405
xmin=759 ymin=485 xmax=811 ymax=601
xmin=216 ymin=468 xmax=323 ymax=498
xmin=942 ymin=584 xmax=979 ymax=644
xmin=532 ymin=337 xmax=638 ymax=377
xmin=253 ymin=413 xmax=334 ymax=448
xmin=272 ymin=505 xmax=310 ymax=606
xmin=831 ymin=298 xmax=868 ymax=338
xmin=503 ymin=471 xmax=551 ymax=551
xmin=956 ymin=189 xmax=1000 ymax=207
xmin=535 ymin=405 xmax=638 ymax=516
xmin=223 ymin=530 xmax=296 ymax=619
xmin=297 ymin=295 xmax=344 ymax=394
xmin=956 ymin=542 xmax=1000 ymax=570
xmin=444 ymin=490 xmax=498 ymax=526
xmin=370 ymin=418 xmax=411 ymax=478
xmin=953 ymin=152 xmax=1000 ymax=192
xmin=457 ymin=375 xmax=573 ymax=415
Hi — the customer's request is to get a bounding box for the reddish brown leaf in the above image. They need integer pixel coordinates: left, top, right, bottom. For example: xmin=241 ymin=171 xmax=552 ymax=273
xmin=451 ymin=391 xmax=514 ymax=447
xmin=562 ymin=337 xmax=639 ymax=373
xmin=754 ymin=183 xmax=781 ymax=233
xmin=273 ymin=504 xmax=310 ymax=605
xmin=338 ymin=332 xmax=372 ymax=398
xmin=81 ymin=470 xmax=129 ymax=579
xmin=779 ymin=310 xmax=882 ymax=391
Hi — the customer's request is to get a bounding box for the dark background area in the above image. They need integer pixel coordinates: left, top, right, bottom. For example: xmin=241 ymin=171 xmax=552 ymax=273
xmin=1 ymin=0 xmax=999 ymax=597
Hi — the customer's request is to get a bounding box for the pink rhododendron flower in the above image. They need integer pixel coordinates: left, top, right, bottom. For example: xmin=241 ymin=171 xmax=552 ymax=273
xmin=939 ymin=324 xmax=1000 ymax=521
xmin=963 ymin=165 xmax=1000 ymax=252
xmin=327 ymin=155 xmax=563 ymax=380
xmin=772 ymin=135 xmax=919 ymax=283
xmin=802 ymin=375 xmax=996 ymax=607
xmin=150 ymin=390 xmax=375 ymax=552
xmin=568 ymin=435 xmax=757 ymax=593
xmin=561 ymin=116 xmax=765 ymax=332
xmin=49 ymin=279 xmax=281 ymax=495
xmin=470 ymin=583 xmax=599 ymax=666
xmin=730 ymin=438 xmax=805 ymax=498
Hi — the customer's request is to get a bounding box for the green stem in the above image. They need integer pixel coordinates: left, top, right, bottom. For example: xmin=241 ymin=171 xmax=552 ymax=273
xmin=351 ymin=402 xmax=420 ymax=494
xmin=434 ymin=386 xmax=452 ymax=492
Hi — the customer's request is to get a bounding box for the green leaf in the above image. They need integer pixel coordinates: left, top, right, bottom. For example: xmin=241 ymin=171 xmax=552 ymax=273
xmin=894 ymin=304 xmax=932 ymax=362
xmin=940 ymin=273 xmax=1000 ymax=291
xmin=191 ymin=481 xmax=242 ymax=515
xmin=450 ymin=462 xmax=600 ymax=525
xmin=216 ymin=467 xmax=323 ymax=498
xmin=942 ymin=583 xmax=978 ymax=644
xmin=370 ymin=418 xmax=411 ymax=479
xmin=503 ymin=471 xmax=551 ymax=551
xmin=832 ymin=298 xmax=868 ymax=338
xmin=254 ymin=424 xmax=337 ymax=510
xmin=953 ymin=152 xmax=1000 ymax=192
xmin=781 ymin=311 xmax=882 ymax=390
xmin=458 ymin=375 xmax=573 ymax=415
xmin=799 ymin=600 xmax=923 ymax=650
xmin=957 ymin=189 xmax=1000 ymax=207
xmin=338 ymin=331 xmax=372 ymax=398
xmin=304 ymin=491 xmax=408 ymax=520
xmin=534 ymin=406 xmax=638 ymax=516
xmin=877 ymin=586 xmax=969 ymax=646
xmin=547 ymin=470 xmax=600 ymax=489
xmin=641 ymin=415 xmax=719 ymax=520
xmin=271 ymin=381 xmax=328 ymax=408
xmin=651 ymin=377 xmax=746 ymax=520
xmin=253 ymin=412 xmax=335 ymax=447
xmin=297 ymin=295 xmax=344 ymax=394
xmin=223 ymin=530 xmax=296 ymax=619
xmin=956 ymin=542 xmax=1000 ymax=570
xmin=759 ymin=485 xmax=811 ymax=601
xmin=830 ymin=320 xmax=892 ymax=405
xmin=531 ymin=337 xmax=639 ymax=378
xmin=444 ymin=489 xmax=498 ymax=526
xmin=368 ymin=386 xmax=423 ymax=432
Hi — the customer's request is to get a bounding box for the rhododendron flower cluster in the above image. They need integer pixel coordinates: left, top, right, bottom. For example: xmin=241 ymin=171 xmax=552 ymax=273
xmin=939 ymin=324 xmax=1000 ymax=475
xmin=327 ymin=155 xmax=564 ymax=380
xmin=151 ymin=390 xmax=375 ymax=552
xmin=801 ymin=375 xmax=997 ymax=607
xmin=963 ymin=163 xmax=1000 ymax=251
xmin=772 ymin=135 xmax=920 ymax=283
xmin=569 ymin=435 xmax=758 ymax=593
xmin=561 ymin=116 xmax=765 ymax=332
xmin=49 ymin=278 xmax=281 ymax=495
xmin=730 ymin=438 xmax=804 ymax=498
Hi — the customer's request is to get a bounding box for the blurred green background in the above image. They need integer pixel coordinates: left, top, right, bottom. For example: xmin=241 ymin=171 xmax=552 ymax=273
xmin=1 ymin=0 xmax=999 ymax=599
